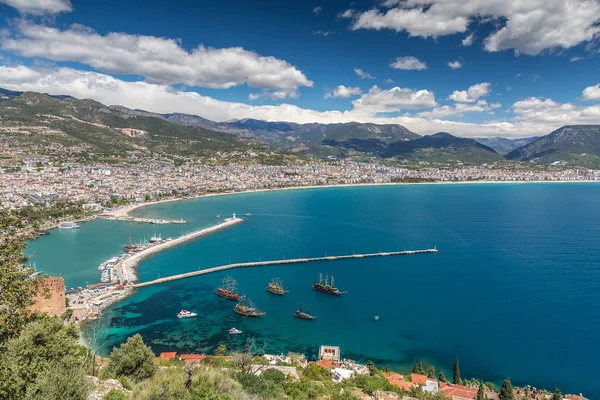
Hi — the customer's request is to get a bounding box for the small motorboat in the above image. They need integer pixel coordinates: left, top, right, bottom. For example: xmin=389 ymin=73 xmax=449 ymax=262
xmin=229 ymin=328 xmax=243 ymax=335
xmin=215 ymin=215 xmax=221 ymax=219
xmin=244 ymin=213 xmax=251 ymax=217
xmin=374 ymin=316 xmax=380 ymax=321
xmin=177 ymin=310 xmax=198 ymax=318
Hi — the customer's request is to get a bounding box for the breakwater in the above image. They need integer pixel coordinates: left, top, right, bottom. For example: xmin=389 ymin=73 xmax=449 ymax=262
xmin=134 ymin=248 xmax=438 ymax=288
xmin=118 ymin=217 xmax=243 ymax=283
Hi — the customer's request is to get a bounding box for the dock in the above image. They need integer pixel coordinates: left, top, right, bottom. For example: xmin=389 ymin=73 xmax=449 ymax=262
xmin=98 ymin=215 xmax=186 ymax=224
xmin=133 ymin=248 xmax=438 ymax=288
xmin=117 ymin=217 xmax=243 ymax=283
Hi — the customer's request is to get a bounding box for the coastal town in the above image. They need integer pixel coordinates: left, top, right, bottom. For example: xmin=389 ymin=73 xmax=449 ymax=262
xmin=2 ymin=158 xmax=600 ymax=209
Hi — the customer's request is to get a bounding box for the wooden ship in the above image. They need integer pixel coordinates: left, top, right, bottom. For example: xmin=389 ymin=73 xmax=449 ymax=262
xmin=216 ymin=276 xmax=240 ymax=300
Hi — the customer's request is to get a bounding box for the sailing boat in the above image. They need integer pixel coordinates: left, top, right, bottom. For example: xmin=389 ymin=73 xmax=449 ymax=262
xmin=124 ymin=237 xmax=136 ymax=251
xmin=267 ymin=278 xmax=288 ymax=295
xmin=234 ymin=296 xmax=265 ymax=317
xmin=293 ymin=304 xmax=316 ymax=320
xmin=312 ymin=273 xmax=345 ymax=296
xmin=216 ymin=276 xmax=240 ymax=300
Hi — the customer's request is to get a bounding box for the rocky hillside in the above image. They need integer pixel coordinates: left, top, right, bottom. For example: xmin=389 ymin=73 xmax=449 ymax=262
xmin=505 ymin=125 xmax=600 ymax=166
xmin=473 ymin=136 xmax=538 ymax=155
xmin=382 ymin=132 xmax=503 ymax=164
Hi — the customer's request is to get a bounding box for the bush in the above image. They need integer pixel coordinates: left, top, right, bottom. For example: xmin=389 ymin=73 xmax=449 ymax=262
xmin=117 ymin=376 xmax=132 ymax=391
xmin=104 ymin=334 xmax=157 ymax=383
xmin=262 ymin=368 xmax=286 ymax=384
xmin=104 ymin=389 xmax=127 ymax=400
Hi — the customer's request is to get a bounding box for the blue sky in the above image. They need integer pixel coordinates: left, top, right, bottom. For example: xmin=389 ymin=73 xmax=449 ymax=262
xmin=0 ymin=0 xmax=598 ymax=137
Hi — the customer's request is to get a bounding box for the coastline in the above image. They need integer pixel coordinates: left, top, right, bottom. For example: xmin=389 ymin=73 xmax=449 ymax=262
xmin=111 ymin=179 xmax=600 ymax=218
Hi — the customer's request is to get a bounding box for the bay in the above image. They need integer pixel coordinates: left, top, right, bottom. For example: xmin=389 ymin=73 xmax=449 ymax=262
xmin=26 ymin=184 xmax=600 ymax=397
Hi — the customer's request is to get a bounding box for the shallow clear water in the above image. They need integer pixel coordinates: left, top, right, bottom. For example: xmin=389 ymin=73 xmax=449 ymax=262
xmin=27 ymin=184 xmax=600 ymax=397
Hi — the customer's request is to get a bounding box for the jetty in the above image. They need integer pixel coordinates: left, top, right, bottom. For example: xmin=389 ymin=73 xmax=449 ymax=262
xmin=133 ymin=248 xmax=438 ymax=288
xmin=98 ymin=215 xmax=186 ymax=224
xmin=117 ymin=217 xmax=243 ymax=283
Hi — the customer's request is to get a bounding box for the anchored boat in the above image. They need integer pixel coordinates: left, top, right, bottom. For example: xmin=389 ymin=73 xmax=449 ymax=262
xmin=293 ymin=304 xmax=316 ymax=320
xmin=312 ymin=273 xmax=345 ymax=296
xmin=267 ymin=278 xmax=288 ymax=295
xmin=229 ymin=328 xmax=243 ymax=335
xmin=177 ymin=310 xmax=197 ymax=318
xmin=216 ymin=276 xmax=240 ymax=300
xmin=234 ymin=296 xmax=265 ymax=317
xmin=124 ymin=237 xmax=136 ymax=251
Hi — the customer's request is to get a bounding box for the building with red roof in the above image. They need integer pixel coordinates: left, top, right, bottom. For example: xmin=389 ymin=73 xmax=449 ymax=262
xmin=179 ymin=354 xmax=206 ymax=365
xmin=439 ymin=382 xmax=478 ymax=400
xmin=154 ymin=352 xmax=177 ymax=361
xmin=384 ymin=372 xmax=415 ymax=391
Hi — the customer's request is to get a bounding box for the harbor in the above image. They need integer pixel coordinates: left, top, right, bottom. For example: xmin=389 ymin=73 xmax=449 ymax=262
xmin=134 ymin=248 xmax=438 ymax=288
xmin=97 ymin=215 xmax=186 ymax=224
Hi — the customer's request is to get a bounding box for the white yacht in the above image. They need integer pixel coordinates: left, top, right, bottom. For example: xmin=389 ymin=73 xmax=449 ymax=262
xmin=177 ymin=310 xmax=198 ymax=318
xmin=59 ymin=221 xmax=80 ymax=229
xmin=229 ymin=328 xmax=243 ymax=335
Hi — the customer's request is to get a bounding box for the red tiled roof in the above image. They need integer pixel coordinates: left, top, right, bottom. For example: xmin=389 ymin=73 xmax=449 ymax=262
xmin=313 ymin=360 xmax=335 ymax=368
xmin=179 ymin=354 xmax=205 ymax=360
xmin=157 ymin=352 xmax=177 ymax=360
xmin=385 ymin=372 xmax=414 ymax=391
xmin=440 ymin=383 xmax=478 ymax=400
xmin=566 ymin=395 xmax=588 ymax=400
xmin=411 ymin=373 xmax=429 ymax=386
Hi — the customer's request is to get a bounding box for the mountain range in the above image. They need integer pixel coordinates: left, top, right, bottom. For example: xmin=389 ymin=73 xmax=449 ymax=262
xmin=1 ymin=89 xmax=600 ymax=167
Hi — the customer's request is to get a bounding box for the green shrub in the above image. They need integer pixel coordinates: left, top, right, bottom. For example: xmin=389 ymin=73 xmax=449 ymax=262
xmin=104 ymin=334 xmax=157 ymax=382
xmin=104 ymin=389 xmax=127 ymax=400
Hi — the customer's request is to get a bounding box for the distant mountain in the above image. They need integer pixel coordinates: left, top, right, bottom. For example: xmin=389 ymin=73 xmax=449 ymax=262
xmin=505 ymin=125 xmax=600 ymax=166
xmin=473 ymin=136 xmax=538 ymax=155
xmin=0 ymin=91 xmax=268 ymax=160
xmin=162 ymin=115 xmax=421 ymax=157
xmin=382 ymin=132 xmax=503 ymax=164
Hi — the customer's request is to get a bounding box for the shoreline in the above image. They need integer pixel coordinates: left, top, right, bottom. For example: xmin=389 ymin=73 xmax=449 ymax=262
xmin=112 ymin=179 xmax=600 ymax=218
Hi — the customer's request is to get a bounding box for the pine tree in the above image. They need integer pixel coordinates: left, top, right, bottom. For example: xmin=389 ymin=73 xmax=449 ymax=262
xmin=453 ymin=357 xmax=461 ymax=384
xmin=552 ymin=388 xmax=562 ymax=400
xmin=439 ymin=372 xmax=447 ymax=382
xmin=499 ymin=378 xmax=515 ymax=400
xmin=412 ymin=362 xmax=425 ymax=375
xmin=366 ymin=360 xmax=375 ymax=376
xmin=412 ymin=363 xmax=419 ymax=374
xmin=427 ymin=365 xmax=436 ymax=379
xmin=477 ymin=381 xmax=486 ymax=400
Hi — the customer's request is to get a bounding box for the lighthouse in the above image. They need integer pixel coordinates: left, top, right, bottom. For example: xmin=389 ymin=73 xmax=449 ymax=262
xmin=233 ymin=212 xmax=236 ymax=219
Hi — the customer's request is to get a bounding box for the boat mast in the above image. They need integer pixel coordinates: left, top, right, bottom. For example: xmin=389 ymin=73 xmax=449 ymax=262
xmin=331 ymin=275 xmax=335 ymax=288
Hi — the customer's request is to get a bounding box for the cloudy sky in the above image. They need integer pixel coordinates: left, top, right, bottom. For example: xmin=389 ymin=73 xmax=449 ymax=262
xmin=0 ymin=0 xmax=599 ymax=137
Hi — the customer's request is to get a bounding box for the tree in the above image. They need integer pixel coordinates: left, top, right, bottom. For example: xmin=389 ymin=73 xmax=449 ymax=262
xmin=499 ymin=378 xmax=514 ymax=400
xmin=231 ymin=338 xmax=267 ymax=376
xmin=477 ymin=381 xmax=486 ymax=400
xmin=427 ymin=365 xmax=436 ymax=379
xmin=412 ymin=362 xmax=425 ymax=375
xmin=453 ymin=357 xmax=461 ymax=385
xmin=366 ymin=360 xmax=375 ymax=376
xmin=439 ymin=372 xmax=447 ymax=382
xmin=214 ymin=344 xmax=227 ymax=356
xmin=552 ymin=388 xmax=562 ymax=400
xmin=0 ymin=316 xmax=88 ymax=399
xmin=0 ymin=207 xmax=43 ymax=344
xmin=105 ymin=334 xmax=157 ymax=382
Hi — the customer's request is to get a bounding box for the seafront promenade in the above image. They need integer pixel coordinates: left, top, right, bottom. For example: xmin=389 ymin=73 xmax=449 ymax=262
xmin=117 ymin=217 xmax=243 ymax=283
xmin=133 ymin=248 xmax=438 ymax=288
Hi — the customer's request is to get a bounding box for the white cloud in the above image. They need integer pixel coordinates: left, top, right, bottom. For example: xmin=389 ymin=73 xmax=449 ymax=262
xmin=461 ymin=33 xmax=475 ymax=46
xmin=313 ymin=30 xmax=336 ymax=36
xmin=448 ymin=60 xmax=462 ymax=69
xmin=512 ymin=97 xmax=600 ymax=125
xmin=354 ymin=68 xmax=376 ymax=79
xmin=418 ymin=100 xmax=500 ymax=119
xmin=581 ymin=83 xmax=600 ymax=100
xmin=338 ymin=9 xmax=355 ymax=19
xmin=448 ymin=83 xmax=491 ymax=103
xmin=389 ymin=56 xmax=427 ymax=70
xmin=325 ymin=85 xmax=362 ymax=99
xmin=312 ymin=6 xmax=322 ymax=15
xmin=0 ymin=0 xmax=71 ymax=14
xmin=1 ymin=64 xmax=597 ymax=138
xmin=248 ymin=89 xmax=299 ymax=101
xmin=570 ymin=56 xmax=584 ymax=62
xmin=1 ymin=22 xmax=312 ymax=90
xmin=349 ymin=0 xmax=600 ymax=55
xmin=352 ymin=85 xmax=437 ymax=113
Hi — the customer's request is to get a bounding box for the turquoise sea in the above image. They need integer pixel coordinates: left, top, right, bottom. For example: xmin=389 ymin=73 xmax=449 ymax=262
xmin=26 ymin=184 xmax=600 ymax=397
